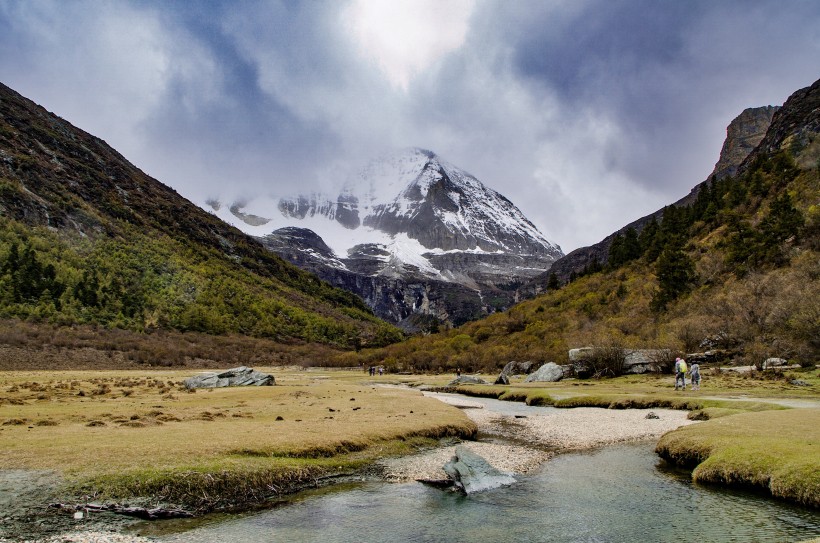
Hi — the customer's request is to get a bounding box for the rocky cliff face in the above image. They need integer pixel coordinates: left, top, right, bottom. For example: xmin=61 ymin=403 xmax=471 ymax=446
xmin=258 ymin=227 xmax=492 ymax=327
xmin=739 ymin=78 xmax=820 ymax=172
xmin=209 ymin=148 xmax=562 ymax=328
xmin=711 ymin=106 xmax=779 ymax=180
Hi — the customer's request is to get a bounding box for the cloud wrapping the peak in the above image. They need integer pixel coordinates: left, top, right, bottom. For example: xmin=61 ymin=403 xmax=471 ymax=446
xmin=1 ymin=0 xmax=818 ymax=250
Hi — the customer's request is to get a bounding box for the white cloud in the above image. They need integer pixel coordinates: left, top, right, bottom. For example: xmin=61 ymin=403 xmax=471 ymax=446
xmin=342 ymin=0 xmax=475 ymax=91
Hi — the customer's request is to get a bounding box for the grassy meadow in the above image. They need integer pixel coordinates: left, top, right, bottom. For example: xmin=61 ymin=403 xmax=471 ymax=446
xmin=1 ymin=365 xmax=817 ymax=511
xmin=0 ymin=368 xmax=475 ymax=510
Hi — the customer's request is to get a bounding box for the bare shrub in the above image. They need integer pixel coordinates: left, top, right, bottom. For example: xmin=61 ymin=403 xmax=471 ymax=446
xmin=588 ymin=341 xmax=626 ymax=377
xmin=671 ymin=320 xmax=706 ymax=353
xmin=647 ymin=349 xmax=677 ymax=374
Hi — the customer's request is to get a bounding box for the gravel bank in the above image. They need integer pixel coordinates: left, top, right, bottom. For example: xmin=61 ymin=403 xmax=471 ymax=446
xmin=379 ymin=396 xmax=696 ymax=482
xmin=515 ymin=407 xmax=696 ymax=450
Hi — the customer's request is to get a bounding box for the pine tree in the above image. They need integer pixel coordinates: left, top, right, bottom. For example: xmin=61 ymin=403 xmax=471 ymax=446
xmin=638 ymin=217 xmax=659 ymax=257
xmin=650 ymin=241 xmax=696 ymax=312
xmin=546 ymin=272 xmax=560 ymax=290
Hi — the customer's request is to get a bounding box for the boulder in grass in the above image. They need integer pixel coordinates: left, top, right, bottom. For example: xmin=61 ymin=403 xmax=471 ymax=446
xmin=447 ymin=375 xmax=489 ymax=386
xmin=763 ymin=357 xmax=788 ymax=369
xmin=494 ymin=373 xmax=510 ymax=385
xmin=524 ymin=362 xmax=563 ymax=383
xmin=500 ymin=360 xmax=537 ymax=376
xmin=184 ymin=366 xmax=274 ymax=389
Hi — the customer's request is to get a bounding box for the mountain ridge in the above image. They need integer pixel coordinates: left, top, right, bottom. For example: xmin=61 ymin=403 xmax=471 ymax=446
xmin=341 ymin=76 xmax=819 ymax=371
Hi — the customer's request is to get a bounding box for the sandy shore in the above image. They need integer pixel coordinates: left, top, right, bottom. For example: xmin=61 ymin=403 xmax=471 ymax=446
xmin=378 ymin=394 xmax=696 ymax=481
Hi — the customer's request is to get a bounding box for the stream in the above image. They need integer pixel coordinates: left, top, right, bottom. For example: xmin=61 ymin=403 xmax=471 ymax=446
xmin=147 ymin=395 xmax=820 ymax=543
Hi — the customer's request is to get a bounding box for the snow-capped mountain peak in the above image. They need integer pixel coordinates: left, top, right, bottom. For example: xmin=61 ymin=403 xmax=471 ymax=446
xmin=205 ymin=148 xmax=562 ymax=287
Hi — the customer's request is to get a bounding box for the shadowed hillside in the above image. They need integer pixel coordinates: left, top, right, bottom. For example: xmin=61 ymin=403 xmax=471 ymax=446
xmin=0 ymin=82 xmax=402 ymax=362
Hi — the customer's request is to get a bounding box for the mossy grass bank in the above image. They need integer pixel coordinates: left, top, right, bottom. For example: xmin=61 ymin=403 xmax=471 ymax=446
xmin=656 ymin=409 xmax=820 ymax=508
xmin=0 ymin=369 xmax=476 ymax=511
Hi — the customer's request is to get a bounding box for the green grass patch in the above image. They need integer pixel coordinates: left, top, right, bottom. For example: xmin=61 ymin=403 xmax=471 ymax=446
xmin=656 ymin=409 xmax=820 ymax=508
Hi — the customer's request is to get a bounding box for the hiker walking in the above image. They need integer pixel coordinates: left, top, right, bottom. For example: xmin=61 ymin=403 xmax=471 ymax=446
xmin=688 ymin=362 xmax=701 ymax=391
xmin=674 ymin=357 xmax=687 ymax=390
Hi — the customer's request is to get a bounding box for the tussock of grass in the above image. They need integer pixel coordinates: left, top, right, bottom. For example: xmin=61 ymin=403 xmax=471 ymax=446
xmin=451 ymin=385 xmax=505 ymax=399
xmin=656 ymin=409 xmax=820 ymax=508
xmin=497 ymin=391 xmax=529 ymax=402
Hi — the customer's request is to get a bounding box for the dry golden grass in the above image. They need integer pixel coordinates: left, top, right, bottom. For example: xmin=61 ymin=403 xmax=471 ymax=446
xmin=0 ymin=369 xmax=475 ymax=509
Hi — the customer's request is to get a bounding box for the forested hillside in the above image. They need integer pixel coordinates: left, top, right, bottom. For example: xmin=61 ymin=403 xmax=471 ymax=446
xmin=0 ymin=82 xmax=402 ymax=356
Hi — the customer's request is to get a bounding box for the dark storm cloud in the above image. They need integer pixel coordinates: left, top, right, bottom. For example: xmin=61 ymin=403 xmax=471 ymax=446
xmin=1 ymin=0 xmax=818 ymax=250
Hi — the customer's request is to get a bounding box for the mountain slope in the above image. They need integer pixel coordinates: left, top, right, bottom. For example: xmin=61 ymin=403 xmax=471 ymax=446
xmin=524 ymin=104 xmax=780 ymax=291
xmin=206 ymin=148 xmax=562 ymax=328
xmin=340 ymin=77 xmax=820 ymax=371
xmin=0 ymin=82 xmax=400 ymax=349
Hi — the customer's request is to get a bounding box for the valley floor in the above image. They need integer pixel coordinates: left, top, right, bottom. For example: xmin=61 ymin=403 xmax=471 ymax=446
xmin=1 ymin=369 xmax=818 ymax=541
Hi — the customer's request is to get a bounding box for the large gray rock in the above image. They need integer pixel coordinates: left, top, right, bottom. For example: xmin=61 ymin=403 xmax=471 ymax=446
xmin=763 ymin=357 xmax=788 ymax=369
xmin=524 ymin=362 xmax=563 ymax=383
xmin=623 ymin=349 xmax=671 ymax=374
xmin=568 ymin=347 xmax=594 ymax=362
xmin=494 ymin=373 xmax=510 ymax=385
xmin=494 ymin=360 xmax=536 ymax=384
xmin=442 ymin=445 xmax=516 ymax=494
xmin=184 ymin=366 xmax=274 ymax=389
xmin=448 ymin=375 xmax=490 ymax=386
xmin=500 ymin=360 xmax=537 ymax=376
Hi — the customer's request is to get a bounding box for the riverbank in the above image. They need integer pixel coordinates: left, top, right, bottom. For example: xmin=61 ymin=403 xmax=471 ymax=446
xmin=2 ymin=369 xmax=817 ymax=541
xmin=657 ymin=408 xmax=820 ymax=508
xmin=0 ymin=369 xmax=476 ymax=540
xmin=379 ymin=392 xmax=696 ymax=482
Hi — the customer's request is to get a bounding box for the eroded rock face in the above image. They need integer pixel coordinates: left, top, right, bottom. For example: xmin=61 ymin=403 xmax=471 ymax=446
xmin=524 ymin=362 xmax=563 ymax=383
xmin=184 ymin=366 xmax=274 ymax=389
xmin=711 ymin=106 xmax=779 ymax=180
xmin=442 ymin=445 xmax=516 ymax=494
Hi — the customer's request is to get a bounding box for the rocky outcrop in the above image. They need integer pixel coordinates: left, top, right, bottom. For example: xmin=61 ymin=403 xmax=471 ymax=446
xmin=494 ymin=360 xmax=537 ymax=384
xmin=740 ymin=78 xmax=820 ymax=172
xmin=494 ymin=374 xmax=510 ymax=385
xmin=763 ymin=357 xmax=788 ymax=369
xmin=711 ymin=107 xmax=779 ymax=179
xmin=622 ymin=349 xmax=671 ymax=374
xmin=259 ymin=228 xmax=509 ymax=329
xmin=184 ymin=366 xmax=274 ymax=389
xmin=524 ymin=362 xmax=563 ymax=383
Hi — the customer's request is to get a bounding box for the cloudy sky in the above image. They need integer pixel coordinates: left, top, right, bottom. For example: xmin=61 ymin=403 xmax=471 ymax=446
xmin=2 ymin=0 xmax=819 ymax=251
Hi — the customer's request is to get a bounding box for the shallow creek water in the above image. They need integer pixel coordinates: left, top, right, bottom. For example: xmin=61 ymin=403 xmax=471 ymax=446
xmin=151 ymin=397 xmax=820 ymax=543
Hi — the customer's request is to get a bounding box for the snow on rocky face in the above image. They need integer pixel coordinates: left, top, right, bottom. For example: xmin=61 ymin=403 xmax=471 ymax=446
xmin=204 ymin=148 xmax=562 ymax=288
